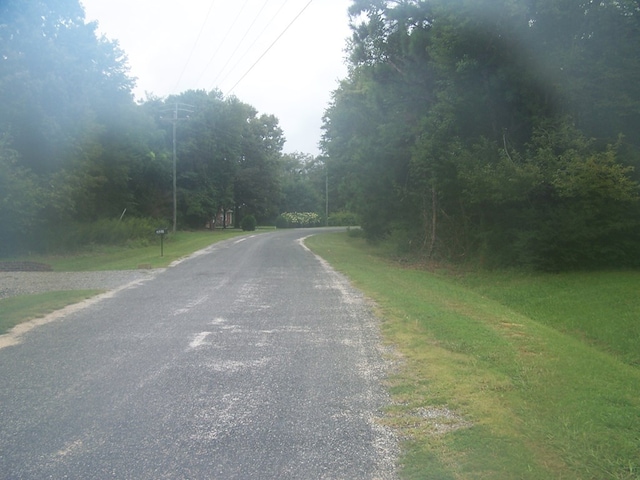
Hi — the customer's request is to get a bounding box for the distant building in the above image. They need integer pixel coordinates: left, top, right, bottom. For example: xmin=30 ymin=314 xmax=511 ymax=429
xmin=214 ymin=208 xmax=233 ymax=229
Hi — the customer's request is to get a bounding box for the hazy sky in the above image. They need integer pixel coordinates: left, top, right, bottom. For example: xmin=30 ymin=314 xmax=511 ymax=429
xmin=81 ymin=0 xmax=354 ymax=155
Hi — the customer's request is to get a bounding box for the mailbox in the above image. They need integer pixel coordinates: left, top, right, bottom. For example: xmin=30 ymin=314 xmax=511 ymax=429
xmin=155 ymin=228 xmax=168 ymax=256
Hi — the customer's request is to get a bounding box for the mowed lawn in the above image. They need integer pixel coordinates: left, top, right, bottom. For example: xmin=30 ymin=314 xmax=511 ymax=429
xmin=306 ymin=232 xmax=640 ymax=480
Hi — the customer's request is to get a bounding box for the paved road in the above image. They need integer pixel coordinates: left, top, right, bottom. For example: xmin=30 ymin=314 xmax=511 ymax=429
xmin=0 ymin=229 xmax=398 ymax=479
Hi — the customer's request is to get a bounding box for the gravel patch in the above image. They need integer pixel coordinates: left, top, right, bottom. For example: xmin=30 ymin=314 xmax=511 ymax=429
xmin=0 ymin=270 xmax=159 ymax=300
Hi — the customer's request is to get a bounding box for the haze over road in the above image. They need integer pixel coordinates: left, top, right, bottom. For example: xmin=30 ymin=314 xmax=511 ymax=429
xmin=0 ymin=229 xmax=398 ymax=479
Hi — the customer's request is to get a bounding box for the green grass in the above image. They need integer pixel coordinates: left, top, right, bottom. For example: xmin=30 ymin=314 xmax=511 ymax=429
xmin=306 ymin=232 xmax=640 ymax=480
xmin=455 ymin=270 xmax=640 ymax=366
xmin=0 ymin=291 xmax=101 ymax=335
xmin=4 ymin=229 xmax=252 ymax=271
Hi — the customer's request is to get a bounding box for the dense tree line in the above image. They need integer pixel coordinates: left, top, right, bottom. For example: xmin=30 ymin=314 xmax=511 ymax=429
xmin=0 ymin=0 xmax=330 ymax=256
xmin=7 ymin=0 xmax=638 ymax=270
xmin=322 ymin=0 xmax=640 ymax=270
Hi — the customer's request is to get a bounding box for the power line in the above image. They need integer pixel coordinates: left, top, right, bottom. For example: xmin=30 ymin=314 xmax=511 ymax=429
xmin=172 ymin=0 xmax=218 ymax=94
xmin=194 ymin=0 xmax=252 ymax=87
xmin=209 ymin=0 xmax=272 ymax=88
xmin=214 ymin=0 xmax=291 ymax=90
xmin=225 ymin=0 xmax=314 ymax=96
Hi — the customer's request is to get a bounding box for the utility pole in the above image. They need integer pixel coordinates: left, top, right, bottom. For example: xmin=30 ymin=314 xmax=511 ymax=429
xmin=325 ymin=164 xmax=329 ymax=226
xmin=172 ymin=108 xmax=177 ymax=233
xmin=164 ymin=102 xmax=194 ymax=233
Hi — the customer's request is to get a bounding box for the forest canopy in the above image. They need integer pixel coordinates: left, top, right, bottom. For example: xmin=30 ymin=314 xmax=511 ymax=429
xmin=0 ymin=0 xmax=326 ymax=256
xmin=321 ymin=0 xmax=640 ymax=270
xmin=2 ymin=0 xmax=640 ymax=270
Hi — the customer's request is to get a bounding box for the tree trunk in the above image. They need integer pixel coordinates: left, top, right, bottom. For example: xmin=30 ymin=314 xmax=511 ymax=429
xmin=423 ymin=185 xmax=437 ymax=259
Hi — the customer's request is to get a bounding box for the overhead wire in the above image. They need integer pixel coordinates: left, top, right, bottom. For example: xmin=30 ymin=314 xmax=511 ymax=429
xmin=171 ymin=0 xmax=218 ymax=94
xmin=209 ymin=0 xmax=272 ymax=88
xmin=194 ymin=0 xmax=252 ymax=87
xmin=167 ymin=0 xmax=315 ymax=99
xmin=225 ymin=0 xmax=314 ymax=96
xmin=213 ymin=0 xmax=291 ymax=90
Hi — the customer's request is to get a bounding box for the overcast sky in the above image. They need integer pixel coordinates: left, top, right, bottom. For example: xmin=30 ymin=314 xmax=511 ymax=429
xmin=81 ymin=0 xmax=354 ymax=156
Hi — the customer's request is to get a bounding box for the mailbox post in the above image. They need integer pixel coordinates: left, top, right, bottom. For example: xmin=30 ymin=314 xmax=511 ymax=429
xmin=155 ymin=228 xmax=167 ymax=256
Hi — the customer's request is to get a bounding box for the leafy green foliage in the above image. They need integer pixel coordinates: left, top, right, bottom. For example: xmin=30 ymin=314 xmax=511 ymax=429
xmin=166 ymin=90 xmax=285 ymax=228
xmin=42 ymin=217 xmax=161 ymax=253
xmin=0 ymin=2 xmax=288 ymax=255
xmin=275 ymin=212 xmax=322 ymax=228
xmin=240 ymin=214 xmax=257 ymax=231
xmin=454 ymin=122 xmax=640 ymax=269
xmin=279 ymin=152 xmax=325 ymax=214
xmin=0 ymin=0 xmax=133 ymax=173
xmin=0 ymin=140 xmax=43 ymax=256
xmin=275 ymin=215 xmax=289 ymax=229
xmin=322 ymin=0 xmax=640 ymax=270
xmin=328 ymin=211 xmax=359 ymax=226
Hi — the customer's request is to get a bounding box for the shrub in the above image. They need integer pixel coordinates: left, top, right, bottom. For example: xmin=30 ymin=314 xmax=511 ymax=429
xmin=275 ymin=212 xmax=322 ymax=228
xmin=328 ymin=211 xmax=359 ymax=226
xmin=43 ymin=217 xmax=161 ymax=252
xmin=275 ymin=214 xmax=289 ymax=229
xmin=241 ymin=214 xmax=257 ymax=231
xmin=347 ymin=226 xmax=365 ymax=238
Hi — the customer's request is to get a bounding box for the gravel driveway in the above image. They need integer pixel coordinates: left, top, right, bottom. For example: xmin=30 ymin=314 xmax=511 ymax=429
xmin=0 ymin=270 xmax=158 ymax=300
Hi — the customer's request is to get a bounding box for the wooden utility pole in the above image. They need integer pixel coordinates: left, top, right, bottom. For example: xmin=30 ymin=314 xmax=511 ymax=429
xmin=166 ymin=103 xmax=194 ymax=233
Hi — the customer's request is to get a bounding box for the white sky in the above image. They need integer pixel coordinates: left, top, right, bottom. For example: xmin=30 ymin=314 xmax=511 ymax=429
xmin=81 ymin=0 xmax=353 ymax=156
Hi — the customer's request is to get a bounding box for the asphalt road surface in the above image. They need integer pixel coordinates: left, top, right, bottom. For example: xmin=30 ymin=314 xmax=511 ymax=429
xmin=0 ymin=229 xmax=398 ymax=479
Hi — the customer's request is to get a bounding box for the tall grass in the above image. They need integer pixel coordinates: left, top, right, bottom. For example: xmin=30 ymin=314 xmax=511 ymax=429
xmin=306 ymin=232 xmax=640 ymax=479
xmin=43 ymin=217 xmax=163 ymax=252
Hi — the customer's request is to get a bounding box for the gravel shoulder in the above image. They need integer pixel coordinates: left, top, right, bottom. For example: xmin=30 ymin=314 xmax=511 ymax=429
xmin=0 ymin=270 xmax=158 ymax=300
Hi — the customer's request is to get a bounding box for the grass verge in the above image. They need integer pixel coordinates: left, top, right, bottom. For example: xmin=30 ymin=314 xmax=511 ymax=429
xmin=0 ymin=291 xmax=101 ymax=335
xmin=306 ymin=232 xmax=640 ymax=479
xmin=3 ymin=229 xmax=252 ymax=271
xmin=455 ymin=270 xmax=640 ymax=367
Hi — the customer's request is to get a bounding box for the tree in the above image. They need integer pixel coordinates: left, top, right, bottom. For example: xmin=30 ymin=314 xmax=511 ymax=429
xmin=158 ymin=91 xmax=285 ymax=229
xmin=233 ymin=112 xmax=284 ymax=224
xmin=0 ymin=0 xmax=134 ymax=173
xmin=0 ymin=0 xmax=145 ymax=252
xmin=279 ymin=152 xmax=325 ymax=214
xmin=0 ymin=1 xmax=295 ymax=253
xmin=322 ymin=0 xmax=640 ymax=269
xmin=166 ymin=90 xmax=230 ymax=228
xmin=0 ymin=139 xmax=42 ymax=255
xmin=525 ymin=0 xmax=640 ymax=146
xmin=324 ymin=2 xmax=437 ymax=240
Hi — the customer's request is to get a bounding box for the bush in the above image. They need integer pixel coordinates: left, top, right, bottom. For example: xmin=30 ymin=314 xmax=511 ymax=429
xmin=43 ymin=217 xmax=161 ymax=253
xmin=275 ymin=214 xmax=289 ymax=229
xmin=0 ymin=158 xmax=43 ymax=256
xmin=328 ymin=211 xmax=359 ymax=226
xmin=275 ymin=212 xmax=322 ymax=228
xmin=347 ymin=226 xmax=365 ymax=238
xmin=241 ymin=214 xmax=257 ymax=231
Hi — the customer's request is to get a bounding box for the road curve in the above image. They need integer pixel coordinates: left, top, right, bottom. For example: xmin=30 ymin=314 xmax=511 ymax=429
xmin=0 ymin=228 xmax=398 ymax=479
